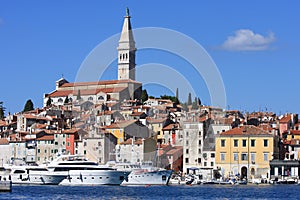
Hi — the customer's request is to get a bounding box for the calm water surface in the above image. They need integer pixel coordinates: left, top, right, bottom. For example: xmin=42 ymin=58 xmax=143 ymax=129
xmin=1 ymin=184 xmax=299 ymax=200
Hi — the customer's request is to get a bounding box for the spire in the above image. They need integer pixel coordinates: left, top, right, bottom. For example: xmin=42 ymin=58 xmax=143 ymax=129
xmin=118 ymin=8 xmax=136 ymax=80
xmin=118 ymin=8 xmax=135 ymax=50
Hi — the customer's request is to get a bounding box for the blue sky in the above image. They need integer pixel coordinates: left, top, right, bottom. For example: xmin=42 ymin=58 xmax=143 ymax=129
xmin=0 ymin=1 xmax=299 ymax=115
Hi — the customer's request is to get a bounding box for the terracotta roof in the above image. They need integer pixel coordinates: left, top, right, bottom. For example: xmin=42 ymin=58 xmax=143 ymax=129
xmin=146 ymin=118 xmax=165 ymax=123
xmin=130 ymin=112 xmax=146 ymax=116
xmin=36 ymin=134 xmax=54 ymax=141
xmin=119 ymin=138 xmax=143 ymax=145
xmin=280 ymin=115 xmax=292 ymax=123
xmin=162 ymin=123 xmax=181 ymax=131
xmin=0 ymin=138 xmax=9 ymax=145
xmin=166 ymin=146 xmax=183 ymax=155
xmin=60 ymin=79 xmax=141 ymax=88
xmin=62 ymin=128 xmax=80 ymax=134
xmin=0 ymin=120 xmax=7 ymax=126
xmin=49 ymin=87 xmax=127 ymax=97
xmin=220 ymin=125 xmax=271 ymax=136
xmin=104 ymin=120 xmax=136 ymax=129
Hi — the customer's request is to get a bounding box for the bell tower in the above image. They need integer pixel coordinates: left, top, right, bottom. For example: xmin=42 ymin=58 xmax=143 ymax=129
xmin=118 ymin=8 xmax=136 ymax=80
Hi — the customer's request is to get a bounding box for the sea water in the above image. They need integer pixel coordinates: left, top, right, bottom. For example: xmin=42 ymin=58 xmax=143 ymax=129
xmin=0 ymin=184 xmax=299 ymax=200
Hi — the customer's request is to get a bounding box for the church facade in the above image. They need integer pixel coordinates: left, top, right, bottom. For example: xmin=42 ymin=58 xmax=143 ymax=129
xmin=44 ymin=9 xmax=142 ymax=107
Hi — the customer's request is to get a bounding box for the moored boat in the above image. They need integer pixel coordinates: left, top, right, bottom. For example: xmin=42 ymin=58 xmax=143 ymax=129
xmin=107 ymin=161 xmax=173 ymax=186
xmin=47 ymin=155 xmax=129 ymax=185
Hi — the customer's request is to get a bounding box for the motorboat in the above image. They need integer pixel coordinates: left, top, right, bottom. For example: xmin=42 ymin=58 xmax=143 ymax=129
xmin=3 ymin=163 xmax=66 ymax=185
xmin=46 ymin=155 xmax=129 ymax=185
xmin=107 ymin=161 xmax=172 ymax=186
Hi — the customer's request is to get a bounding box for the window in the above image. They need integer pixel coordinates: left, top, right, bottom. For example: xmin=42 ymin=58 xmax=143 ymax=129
xmin=88 ymin=96 xmax=93 ymax=101
xmin=234 ymin=139 xmax=238 ymax=147
xmin=186 ymin=132 xmax=189 ymax=137
xmin=220 ymin=153 xmax=225 ymax=161
xmin=186 ymin=149 xmax=189 ymax=154
xmin=242 ymin=139 xmax=247 ymax=147
xmin=251 ymin=139 xmax=256 ymax=147
xmin=199 ymin=140 xmax=201 ymax=145
xmin=199 ymin=131 xmax=201 ymax=137
xmin=241 ymin=153 xmax=248 ymax=161
xmin=44 ymin=149 xmax=47 ymax=153
xmin=263 ymin=153 xmax=268 ymax=161
xmin=264 ymin=139 xmax=268 ymax=147
xmin=204 ymin=162 xmax=207 ymax=166
xmin=37 ymin=149 xmax=40 ymax=153
xmin=198 ymin=149 xmax=201 ymax=154
xmin=185 ymin=158 xmax=189 ymax=164
xmin=67 ymin=142 xmax=70 ymax=147
xmin=98 ymin=96 xmax=104 ymax=100
xmin=251 ymin=153 xmax=256 ymax=163
xmin=234 ymin=153 xmax=238 ymax=161
xmin=186 ymin=140 xmax=189 ymax=145
xmin=198 ymin=158 xmax=201 ymax=163
xmin=221 ymin=140 xmax=225 ymax=147
xmin=58 ymin=98 xmax=63 ymax=103
xmin=84 ymin=150 xmax=86 ymax=155
xmin=211 ymin=153 xmax=215 ymax=158
xmin=211 ymin=162 xmax=214 ymax=167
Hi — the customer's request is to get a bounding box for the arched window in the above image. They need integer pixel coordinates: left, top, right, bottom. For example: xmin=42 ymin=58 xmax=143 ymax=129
xmin=98 ymin=96 xmax=104 ymax=100
xmin=88 ymin=96 xmax=93 ymax=101
xmin=58 ymin=98 xmax=63 ymax=103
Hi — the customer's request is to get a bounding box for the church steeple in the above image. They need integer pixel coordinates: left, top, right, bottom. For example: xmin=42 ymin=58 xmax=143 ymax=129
xmin=118 ymin=8 xmax=136 ymax=81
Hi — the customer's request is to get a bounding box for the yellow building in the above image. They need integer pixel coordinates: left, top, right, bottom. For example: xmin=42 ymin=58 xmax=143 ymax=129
xmin=215 ymin=125 xmax=279 ymax=180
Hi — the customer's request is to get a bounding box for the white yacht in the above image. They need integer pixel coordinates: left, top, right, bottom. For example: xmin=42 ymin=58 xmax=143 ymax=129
xmin=107 ymin=161 xmax=173 ymax=186
xmin=46 ymin=155 xmax=130 ymax=186
xmin=3 ymin=163 xmax=66 ymax=185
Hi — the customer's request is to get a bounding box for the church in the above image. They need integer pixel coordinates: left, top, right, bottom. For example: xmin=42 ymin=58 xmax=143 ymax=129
xmin=44 ymin=9 xmax=142 ymax=107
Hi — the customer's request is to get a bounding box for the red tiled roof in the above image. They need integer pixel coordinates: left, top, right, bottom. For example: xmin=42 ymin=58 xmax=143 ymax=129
xmin=162 ymin=123 xmax=181 ymax=131
xmin=130 ymin=112 xmax=146 ymax=116
xmin=0 ymin=138 xmax=9 ymax=145
xmin=146 ymin=117 xmax=165 ymax=123
xmin=280 ymin=115 xmax=292 ymax=123
xmin=49 ymin=87 xmax=127 ymax=97
xmin=220 ymin=125 xmax=271 ymax=136
xmin=36 ymin=134 xmax=54 ymax=141
xmin=120 ymin=138 xmax=143 ymax=145
xmin=104 ymin=120 xmax=136 ymax=129
xmin=60 ymin=79 xmax=141 ymax=88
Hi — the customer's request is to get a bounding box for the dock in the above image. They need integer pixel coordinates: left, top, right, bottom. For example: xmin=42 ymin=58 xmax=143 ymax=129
xmin=0 ymin=180 xmax=12 ymax=192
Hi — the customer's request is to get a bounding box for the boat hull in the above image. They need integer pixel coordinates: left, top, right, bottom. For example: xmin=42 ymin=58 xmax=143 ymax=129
xmin=121 ymin=170 xmax=172 ymax=186
xmin=59 ymin=170 xmax=130 ymax=186
xmin=10 ymin=173 xmax=66 ymax=185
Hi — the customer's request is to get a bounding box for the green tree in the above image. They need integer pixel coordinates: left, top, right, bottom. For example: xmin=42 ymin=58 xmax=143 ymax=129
xmin=23 ymin=99 xmax=34 ymax=112
xmin=0 ymin=101 xmax=5 ymax=120
xmin=77 ymin=90 xmax=81 ymax=100
xmin=141 ymin=89 xmax=148 ymax=103
xmin=192 ymin=97 xmax=198 ymax=110
xmin=181 ymin=102 xmax=188 ymax=112
xmin=187 ymin=93 xmax=192 ymax=105
xmin=198 ymin=97 xmax=202 ymax=106
xmin=64 ymin=96 xmax=69 ymax=104
xmin=46 ymin=97 xmax=52 ymax=107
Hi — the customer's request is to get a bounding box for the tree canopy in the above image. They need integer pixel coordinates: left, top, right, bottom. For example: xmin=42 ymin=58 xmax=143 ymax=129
xmin=0 ymin=101 xmax=5 ymax=120
xmin=141 ymin=89 xmax=148 ymax=103
xmin=23 ymin=99 xmax=34 ymax=112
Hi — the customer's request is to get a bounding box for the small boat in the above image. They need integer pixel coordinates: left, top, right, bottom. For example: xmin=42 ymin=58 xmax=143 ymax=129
xmin=47 ymin=155 xmax=130 ymax=185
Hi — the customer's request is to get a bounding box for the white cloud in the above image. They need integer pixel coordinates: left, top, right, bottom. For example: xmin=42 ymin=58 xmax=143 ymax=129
xmin=221 ymin=29 xmax=275 ymax=51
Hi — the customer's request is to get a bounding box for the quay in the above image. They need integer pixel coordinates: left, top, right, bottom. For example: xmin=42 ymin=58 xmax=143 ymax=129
xmin=0 ymin=180 xmax=12 ymax=192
